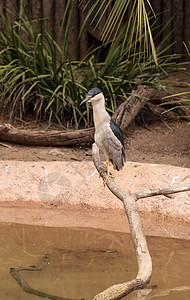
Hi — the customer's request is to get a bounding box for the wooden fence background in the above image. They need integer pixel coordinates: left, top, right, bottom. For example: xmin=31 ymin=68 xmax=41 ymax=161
xmin=0 ymin=0 xmax=189 ymax=60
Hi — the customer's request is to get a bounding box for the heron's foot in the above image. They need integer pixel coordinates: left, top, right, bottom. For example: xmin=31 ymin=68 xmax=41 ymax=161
xmin=99 ymin=164 xmax=114 ymax=186
xmin=102 ymin=173 xmax=114 ymax=186
xmin=99 ymin=165 xmax=114 ymax=185
xmin=99 ymin=165 xmax=107 ymax=177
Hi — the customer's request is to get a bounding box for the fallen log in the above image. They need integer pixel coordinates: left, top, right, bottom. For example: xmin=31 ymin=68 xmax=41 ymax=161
xmin=0 ymin=123 xmax=94 ymax=146
xmin=0 ymin=86 xmax=167 ymax=146
xmin=112 ymin=85 xmax=167 ymax=131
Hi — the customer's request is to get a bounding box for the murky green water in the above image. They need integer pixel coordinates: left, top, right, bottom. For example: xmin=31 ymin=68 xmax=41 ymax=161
xmin=0 ymin=223 xmax=189 ymax=300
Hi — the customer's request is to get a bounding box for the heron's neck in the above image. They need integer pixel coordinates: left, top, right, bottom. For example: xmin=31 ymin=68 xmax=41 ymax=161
xmin=92 ymin=98 xmax=110 ymax=129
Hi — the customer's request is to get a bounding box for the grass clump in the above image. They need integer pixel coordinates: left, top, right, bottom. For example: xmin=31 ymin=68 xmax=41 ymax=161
xmin=160 ymin=42 xmax=190 ymax=122
xmin=0 ymin=2 xmax=182 ymax=129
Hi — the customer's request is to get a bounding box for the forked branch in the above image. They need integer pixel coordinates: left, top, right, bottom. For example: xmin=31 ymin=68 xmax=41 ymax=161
xmin=92 ymin=143 xmax=152 ymax=299
xmin=92 ymin=143 xmax=190 ymax=300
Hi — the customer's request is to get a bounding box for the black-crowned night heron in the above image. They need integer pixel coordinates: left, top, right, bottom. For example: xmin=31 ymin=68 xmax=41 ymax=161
xmin=80 ymin=87 xmax=126 ymax=180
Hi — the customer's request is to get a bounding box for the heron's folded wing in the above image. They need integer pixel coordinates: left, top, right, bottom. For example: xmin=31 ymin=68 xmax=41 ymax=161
xmin=103 ymin=132 xmax=126 ymax=171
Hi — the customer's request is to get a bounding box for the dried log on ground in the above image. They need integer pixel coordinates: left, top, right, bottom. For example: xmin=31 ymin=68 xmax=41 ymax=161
xmin=92 ymin=143 xmax=190 ymax=300
xmin=0 ymin=123 xmax=94 ymax=146
xmin=0 ymin=86 xmax=167 ymax=146
xmin=112 ymin=85 xmax=167 ymax=131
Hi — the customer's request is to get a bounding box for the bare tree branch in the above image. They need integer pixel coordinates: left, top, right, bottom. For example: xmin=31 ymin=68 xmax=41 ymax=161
xmin=135 ymin=185 xmax=190 ymax=200
xmin=92 ymin=143 xmax=152 ymax=299
xmin=92 ymin=143 xmax=190 ymax=300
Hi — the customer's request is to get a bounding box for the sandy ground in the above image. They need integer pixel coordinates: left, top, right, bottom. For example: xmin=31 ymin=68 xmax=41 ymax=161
xmin=0 ymin=120 xmax=190 ymax=239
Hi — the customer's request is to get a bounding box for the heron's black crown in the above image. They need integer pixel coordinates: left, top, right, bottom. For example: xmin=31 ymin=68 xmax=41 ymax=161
xmin=87 ymin=88 xmax=103 ymax=97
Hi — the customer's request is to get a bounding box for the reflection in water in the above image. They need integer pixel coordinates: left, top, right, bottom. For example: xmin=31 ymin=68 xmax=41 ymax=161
xmin=0 ymin=223 xmax=190 ymax=300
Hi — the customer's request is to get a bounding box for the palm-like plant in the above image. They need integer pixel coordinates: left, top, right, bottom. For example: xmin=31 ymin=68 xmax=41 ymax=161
xmin=81 ymin=0 xmax=158 ymax=64
xmin=0 ymin=0 xmax=182 ymax=127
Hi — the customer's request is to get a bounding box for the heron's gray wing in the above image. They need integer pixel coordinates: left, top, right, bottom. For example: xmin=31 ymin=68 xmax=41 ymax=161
xmin=102 ymin=131 xmax=126 ymax=171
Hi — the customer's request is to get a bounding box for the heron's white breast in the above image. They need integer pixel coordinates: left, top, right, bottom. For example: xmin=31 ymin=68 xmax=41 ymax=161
xmin=94 ymin=123 xmax=110 ymax=159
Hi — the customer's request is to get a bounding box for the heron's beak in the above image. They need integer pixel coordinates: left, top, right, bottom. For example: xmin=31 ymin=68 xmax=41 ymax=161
xmin=80 ymin=96 xmax=91 ymax=106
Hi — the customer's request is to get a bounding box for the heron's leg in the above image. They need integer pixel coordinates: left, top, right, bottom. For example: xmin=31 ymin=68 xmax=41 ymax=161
xmin=99 ymin=160 xmax=110 ymax=176
xmin=106 ymin=160 xmax=111 ymax=176
xmin=99 ymin=160 xmax=114 ymax=186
